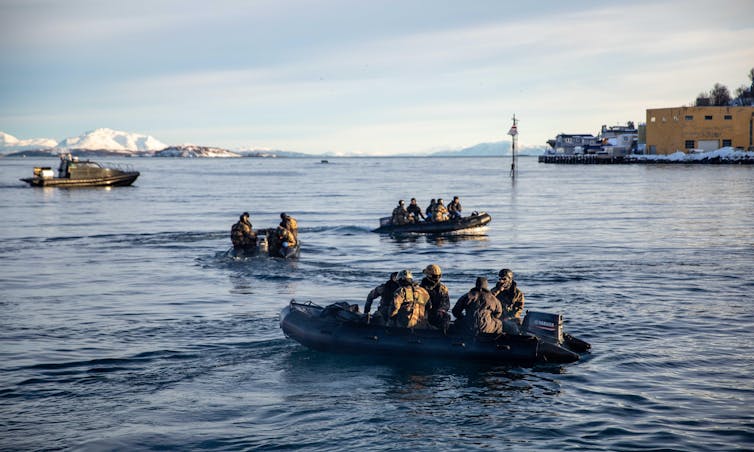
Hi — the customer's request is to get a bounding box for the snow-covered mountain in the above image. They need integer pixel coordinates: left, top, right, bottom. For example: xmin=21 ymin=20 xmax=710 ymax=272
xmin=0 ymin=132 xmax=57 ymax=153
xmin=154 ymin=145 xmax=241 ymax=158
xmin=429 ymin=141 xmax=546 ymax=157
xmin=57 ymin=128 xmax=166 ymax=152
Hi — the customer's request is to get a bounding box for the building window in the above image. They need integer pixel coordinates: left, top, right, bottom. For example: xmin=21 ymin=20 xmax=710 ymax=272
xmin=673 ymin=115 xmax=679 ymax=121
xmin=651 ymin=116 xmax=656 ymax=122
xmin=685 ymin=115 xmax=693 ymax=120
xmin=649 ymin=145 xmax=656 ymax=154
xmin=724 ymin=115 xmax=732 ymax=120
xmin=722 ymin=139 xmax=732 ymax=147
xmin=684 ymin=140 xmax=695 ymax=149
xmin=704 ymin=115 xmax=713 ymax=120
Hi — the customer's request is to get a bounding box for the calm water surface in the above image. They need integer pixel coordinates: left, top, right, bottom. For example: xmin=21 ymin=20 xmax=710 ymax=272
xmin=1 ymin=156 xmax=753 ymax=451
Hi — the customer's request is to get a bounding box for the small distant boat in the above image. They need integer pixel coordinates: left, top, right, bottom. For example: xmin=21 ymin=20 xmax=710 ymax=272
xmin=20 ymin=154 xmax=139 ymax=187
xmin=372 ymin=211 xmax=492 ymax=234
xmin=228 ymin=228 xmax=301 ymax=260
xmin=320 ymin=160 xmax=329 ymax=164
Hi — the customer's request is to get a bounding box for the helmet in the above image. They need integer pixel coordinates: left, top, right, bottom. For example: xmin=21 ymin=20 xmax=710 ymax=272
xmin=389 ymin=271 xmax=398 ymax=282
xmin=280 ymin=212 xmax=287 ymax=219
xmin=437 ymin=198 xmax=444 ymax=204
xmin=399 ymin=200 xmax=405 ymax=205
xmin=241 ymin=212 xmax=249 ymax=220
xmin=398 ymin=269 xmax=413 ymax=282
xmin=498 ymin=268 xmax=513 ymax=280
xmin=475 ymin=277 xmax=488 ymax=290
xmin=422 ymin=264 xmax=442 ymax=278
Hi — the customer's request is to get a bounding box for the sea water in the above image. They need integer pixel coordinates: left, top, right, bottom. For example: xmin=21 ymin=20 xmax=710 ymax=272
xmin=1 ymin=156 xmax=753 ymax=450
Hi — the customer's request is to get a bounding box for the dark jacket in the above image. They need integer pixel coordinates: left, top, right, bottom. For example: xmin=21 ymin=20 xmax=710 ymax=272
xmin=491 ymin=281 xmax=525 ymax=319
xmin=452 ymin=288 xmax=503 ymax=335
xmin=420 ymin=277 xmax=450 ymax=328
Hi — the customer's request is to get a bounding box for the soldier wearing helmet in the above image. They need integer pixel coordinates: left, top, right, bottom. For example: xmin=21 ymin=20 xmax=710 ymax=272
xmin=491 ymin=268 xmax=525 ymax=321
xmin=364 ymin=272 xmax=400 ymax=326
xmin=230 ymin=212 xmax=258 ymax=250
xmin=279 ymin=212 xmax=298 ymax=241
xmin=420 ymin=264 xmax=451 ymax=333
xmin=389 ymin=269 xmax=431 ymax=328
xmin=391 ymin=200 xmax=409 ymax=225
xmin=433 ymin=198 xmax=449 ymax=222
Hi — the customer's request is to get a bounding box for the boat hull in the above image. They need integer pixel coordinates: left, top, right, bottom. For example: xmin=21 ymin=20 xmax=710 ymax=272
xmin=372 ymin=212 xmax=492 ymax=234
xmin=280 ymin=301 xmax=581 ymax=365
xmin=21 ymin=172 xmax=140 ymax=187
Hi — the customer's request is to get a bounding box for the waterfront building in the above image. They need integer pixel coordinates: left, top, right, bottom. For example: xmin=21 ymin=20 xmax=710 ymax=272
xmin=645 ymin=106 xmax=754 ymax=154
xmin=545 ymin=133 xmax=597 ymax=154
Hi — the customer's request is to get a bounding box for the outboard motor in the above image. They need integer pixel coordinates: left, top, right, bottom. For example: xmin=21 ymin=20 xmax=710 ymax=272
xmin=522 ymin=311 xmax=564 ymax=344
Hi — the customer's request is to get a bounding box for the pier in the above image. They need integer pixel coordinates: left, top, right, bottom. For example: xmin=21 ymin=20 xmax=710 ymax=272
xmin=538 ymin=154 xmax=754 ymax=165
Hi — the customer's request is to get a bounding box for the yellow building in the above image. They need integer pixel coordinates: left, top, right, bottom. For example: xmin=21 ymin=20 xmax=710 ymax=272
xmin=645 ymin=106 xmax=754 ymax=154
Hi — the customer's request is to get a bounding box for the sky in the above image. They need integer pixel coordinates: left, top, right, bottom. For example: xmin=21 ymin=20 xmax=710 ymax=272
xmin=1 ymin=0 xmax=753 ymax=155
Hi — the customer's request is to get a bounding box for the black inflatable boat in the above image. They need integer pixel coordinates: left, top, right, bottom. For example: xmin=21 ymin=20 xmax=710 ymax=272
xmin=280 ymin=300 xmax=589 ymax=365
xmin=372 ymin=212 xmax=492 ymax=234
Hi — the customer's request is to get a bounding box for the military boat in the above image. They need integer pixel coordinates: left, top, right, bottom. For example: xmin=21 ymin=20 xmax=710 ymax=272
xmin=280 ymin=300 xmax=590 ymax=365
xmin=20 ymin=154 xmax=139 ymax=187
xmin=373 ymin=211 xmax=492 ymax=234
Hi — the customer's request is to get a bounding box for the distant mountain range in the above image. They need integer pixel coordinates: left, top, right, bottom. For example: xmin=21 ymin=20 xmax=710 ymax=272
xmin=0 ymin=128 xmax=545 ymax=157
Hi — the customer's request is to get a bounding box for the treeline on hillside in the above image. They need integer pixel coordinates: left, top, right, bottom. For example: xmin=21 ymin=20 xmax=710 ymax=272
xmin=695 ymin=67 xmax=754 ymax=106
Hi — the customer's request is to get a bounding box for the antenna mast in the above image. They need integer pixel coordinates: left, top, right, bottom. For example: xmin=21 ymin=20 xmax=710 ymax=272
xmin=508 ymin=114 xmax=518 ymax=178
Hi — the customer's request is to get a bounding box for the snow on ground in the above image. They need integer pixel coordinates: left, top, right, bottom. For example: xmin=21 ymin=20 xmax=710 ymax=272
xmin=635 ymin=147 xmax=754 ymax=161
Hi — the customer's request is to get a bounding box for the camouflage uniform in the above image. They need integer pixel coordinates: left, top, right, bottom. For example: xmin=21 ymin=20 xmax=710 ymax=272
xmin=390 ymin=283 xmax=431 ymax=329
xmin=491 ymin=280 xmax=525 ymax=320
xmin=433 ymin=201 xmax=449 ymax=222
xmin=230 ymin=215 xmax=257 ymax=249
xmin=420 ymin=276 xmax=450 ymax=330
xmin=452 ymin=278 xmax=503 ymax=335
xmin=364 ymin=274 xmax=400 ymax=325
xmin=280 ymin=214 xmax=298 ymax=240
xmin=392 ymin=203 xmax=409 ymax=225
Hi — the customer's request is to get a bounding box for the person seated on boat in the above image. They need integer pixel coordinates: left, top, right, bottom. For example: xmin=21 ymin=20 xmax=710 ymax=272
xmin=389 ymin=270 xmax=431 ymax=329
xmin=279 ymin=212 xmax=298 ymax=240
xmin=391 ymin=200 xmax=409 ymax=225
xmin=420 ymin=264 xmax=451 ymax=333
xmin=491 ymin=269 xmax=526 ymax=331
xmin=433 ymin=198 xmax=450 ymax=222
xmin=269 ymin=225 xmax=296 ymax=256
xmin=406 ymin=198 xmax=425 ymax=223
xmin=364 ymin=272 xmax=400 ymax=326
xmin=451 ymin=277 xmax=503 ymax=335
xmin=425 ymin=199 xmax=437 ymax=222
xmin=230 ymin=212 xmax=258 ymax=250
xmin=448 ymin=196 xmax=462 ymax=220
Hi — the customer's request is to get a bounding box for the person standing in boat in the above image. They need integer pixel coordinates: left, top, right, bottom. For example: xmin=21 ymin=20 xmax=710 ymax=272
xmin=279 ymin=213 xmax=298 ymax=241
xmin=389 ymin=270 xmax=431 ymax=329
xmin=364 ymin=272 xmax=400 ymax=326
xmin=406 ymin=198 xmax=425 ymax=223
xmin=391 ymin=200 xmax=409 ymax=225
xmin=230 ymin=212 xmax=257 ymax=250
xmin=491 ymin=268 xmax=526 ymax=332
xmin=447 ymin=196 xmax=462 ymax=220
xmin=420 ymin=264 xmax=451 ymax=333
xmin=451 ymin=277 xmax=503 ymax=335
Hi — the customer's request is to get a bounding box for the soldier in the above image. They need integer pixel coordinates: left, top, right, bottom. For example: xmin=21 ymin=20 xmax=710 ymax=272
xmin=389 ymin=270 xmax=431 ymax=329
xmin=420 ymin=264 xmax=450 ymax=333
xmin=407 ymin=198 xmax=425 ymax=223
xmin=280 ymin=212 xmax=298 ymax=240
xmin=433 ymin=198 xmax=449 ymax=222
xmin=425 ymin=199 xmax=436 ymax=222
xmin=491 ymin=269 xmax=525 ymax=322
xmin=269 ymin=225 xmax=296 ymax=257
xmin=447 ymin=196 xmax=462 ymax=220
xmin=391 ymin=200 xmax=409 ymax=225
xmin=451 ymin=277 xmax=503 ymax=335
xmin=230 ymin=212 xmax=257 ymax=250
xmin=364 ymin=272 xmax=400 ymax=325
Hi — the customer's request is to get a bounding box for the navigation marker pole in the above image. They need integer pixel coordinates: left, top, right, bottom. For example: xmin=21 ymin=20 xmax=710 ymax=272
xmin=508 ymin=114 xmax=518 ymax=178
